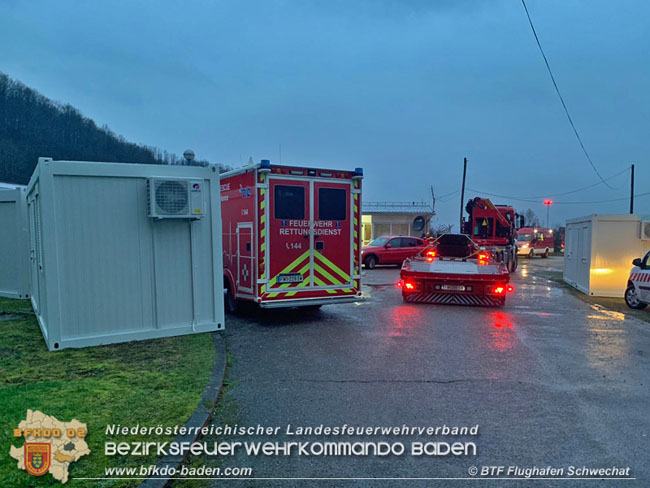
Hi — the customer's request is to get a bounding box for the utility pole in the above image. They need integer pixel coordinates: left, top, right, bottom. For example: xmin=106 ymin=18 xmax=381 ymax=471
xmin=630 ymin=164 xmax=635 ymax=214
xmin=459 ymin=157 xmax=467 ymax=233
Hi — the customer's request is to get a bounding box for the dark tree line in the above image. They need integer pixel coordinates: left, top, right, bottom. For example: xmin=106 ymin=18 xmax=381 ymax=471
xmin=0 ymin=73 xmax=223 ymax=184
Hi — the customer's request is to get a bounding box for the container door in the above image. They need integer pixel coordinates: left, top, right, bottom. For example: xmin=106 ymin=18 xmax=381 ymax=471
xmin=312 ymin=181 xmax=353 ymax=288
xmin=565 ymin=227 xmax=577 ymax=283
xmin=578 ymin=224 xmax=591 ymax=291
xmin=236 ymin=222 xmax=253 ymax=294
xmin=267 ymin=179 xmax=312 ymax=292
xmin=27 ymin=194 xmax=42 ymax=310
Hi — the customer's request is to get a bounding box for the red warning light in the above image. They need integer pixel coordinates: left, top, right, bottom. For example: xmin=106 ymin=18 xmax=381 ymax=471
xmin=404 ymin=281 xmax=416 ymax=291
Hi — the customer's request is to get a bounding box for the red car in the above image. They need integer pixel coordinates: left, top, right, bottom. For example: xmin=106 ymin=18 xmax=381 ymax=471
xmin=362 ymin=236 xmax=427 ymax=269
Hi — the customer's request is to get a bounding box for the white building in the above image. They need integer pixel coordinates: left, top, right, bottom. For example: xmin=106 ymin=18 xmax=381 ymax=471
xmin=564 ymin=214 xmax=650 ymax=297
xmin=362 ymin=201 xmax=435 ymax=245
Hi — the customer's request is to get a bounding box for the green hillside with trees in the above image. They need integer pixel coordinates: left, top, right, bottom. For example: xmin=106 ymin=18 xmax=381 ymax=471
xmin=0 ymin=73 xmax=212 ymax=184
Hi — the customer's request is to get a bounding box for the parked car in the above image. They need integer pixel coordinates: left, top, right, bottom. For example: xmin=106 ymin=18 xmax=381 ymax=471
xmin=362 ymin=236 xmax=427 ymax=269
xmin=625 ymin=250 xmax=650 ymax=310
xmin=516 ymin=227 xmax=554 ymax=258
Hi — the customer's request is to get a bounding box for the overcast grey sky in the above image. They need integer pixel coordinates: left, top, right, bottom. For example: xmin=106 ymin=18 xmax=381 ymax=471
xmin=1 ymin=0 xmax=648 ymax=228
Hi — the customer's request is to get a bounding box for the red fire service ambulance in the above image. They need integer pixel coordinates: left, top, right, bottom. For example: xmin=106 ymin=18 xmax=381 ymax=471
xmin=220 ymin=159 xmax=363 ymax=312
xmin=516 ymin=227 xmax=554 ymax=258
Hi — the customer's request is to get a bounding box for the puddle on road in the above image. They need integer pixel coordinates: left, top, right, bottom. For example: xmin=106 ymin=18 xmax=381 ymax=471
xmin=584 ymin=305 xmax=630 ymax=374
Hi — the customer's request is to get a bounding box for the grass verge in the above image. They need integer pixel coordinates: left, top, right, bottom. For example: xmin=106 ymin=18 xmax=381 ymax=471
xmin=0 ymin=297 xmax=216 ymax=488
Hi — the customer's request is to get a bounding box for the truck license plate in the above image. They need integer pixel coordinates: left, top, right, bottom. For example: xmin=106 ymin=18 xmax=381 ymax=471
xmin=278 ymin=273 xmax=304 ymax=284
xmin=442 ymin=284 xmax=465 ymax=291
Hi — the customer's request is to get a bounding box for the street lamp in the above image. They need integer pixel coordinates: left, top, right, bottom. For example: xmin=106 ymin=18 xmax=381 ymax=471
xmin=183 ymin=149 xmax=195 ymax=166
xmin=543 ymin=199 xmax=553 ymax=228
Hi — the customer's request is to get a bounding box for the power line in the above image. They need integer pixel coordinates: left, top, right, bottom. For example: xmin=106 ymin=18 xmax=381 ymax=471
xmin=553 ymin=191 xmax=650 ymax=205
xmin=439 ymin=192 xmax=460 ymax=203
xmin=467 ymin=187 xmax=650 ymax=205
xmin=538 ymin=167 xmax=629 ymax=197
xmin=520 ymin=0 xmax=614 ymax=189
xmin=467 ymin=166 xmax=629 ymax=202
xmin=436 ymin=189 xmax=459 ymax=199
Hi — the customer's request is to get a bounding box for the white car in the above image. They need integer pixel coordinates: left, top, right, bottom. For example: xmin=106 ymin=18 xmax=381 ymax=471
xmin=625 ymin=250 xmax=650 ymax=310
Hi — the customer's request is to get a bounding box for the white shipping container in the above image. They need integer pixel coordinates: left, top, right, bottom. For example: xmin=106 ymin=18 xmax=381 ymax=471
xmin=0 ymin=188 xmax=30 ymax=299
xmin=27 ymin=158 xmax=225 ymax=351
xmin=564 ymin=214 xmax=650 ymax=297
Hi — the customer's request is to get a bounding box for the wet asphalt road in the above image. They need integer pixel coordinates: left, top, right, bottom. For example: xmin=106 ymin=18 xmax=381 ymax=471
xmin=215 ymin=257 xmax=650 ymax=487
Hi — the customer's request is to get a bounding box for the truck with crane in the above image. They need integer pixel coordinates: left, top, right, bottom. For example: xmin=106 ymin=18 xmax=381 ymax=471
xmin=462 ymin=197 xmax=523 ymax=273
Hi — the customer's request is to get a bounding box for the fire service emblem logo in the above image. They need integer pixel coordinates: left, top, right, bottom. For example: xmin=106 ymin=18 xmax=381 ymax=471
xmin=10 ymin=409 xmax=90 ymax=483
xmin=25 ymin=443 xmax=51 ymax=476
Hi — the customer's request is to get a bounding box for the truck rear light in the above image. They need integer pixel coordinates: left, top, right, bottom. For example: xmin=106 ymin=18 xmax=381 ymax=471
xmin=506 ymin=284 xmax=514 ymax=293
xmin=396 ymin=281 xmax=403 ymax=288
xmin=404 ymin=281 xmax=416 ymax=291
xmin=492 ymin=286 xmax=505 ymax=295
xmin=478 ymin=252 xmax=489 ymax=265
xmin=425 ymin=250 xmax=436 ymax=262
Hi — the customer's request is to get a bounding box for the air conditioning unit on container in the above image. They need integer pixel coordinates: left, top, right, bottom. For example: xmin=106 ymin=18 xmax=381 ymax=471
xmin=640 ymin=221 xmax=650 ymax=241
xmin=147 ymin=178 xmax=204 ymax=219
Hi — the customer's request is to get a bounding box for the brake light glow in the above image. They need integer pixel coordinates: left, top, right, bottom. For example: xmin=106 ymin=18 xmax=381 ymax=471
xmin=492 ymin=286 xmax=505 ymax=295
xmin=506 ymin=284 xmax=514 ymax=293
xmin=404 ymin=281 xmax=416 ymax=291
xmin=396 ymin=281 xmax=403 ymax=288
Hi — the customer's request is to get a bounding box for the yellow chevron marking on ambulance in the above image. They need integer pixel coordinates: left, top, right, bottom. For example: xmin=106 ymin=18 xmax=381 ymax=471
xmin=267 ymin=262 xmax=310 ymax=297
xmin=313 ymin=277 xmax=337 ymax=294
xmin=267 ymin=248 xmax=353 ymax=297
xmin=267 ymin=250 xmax=310 ymax=289
xmin=284 ymin=279 xmax=310 ymax=297
xmin=314 ymin=263 xmax=343 ymax=287
xmin=314 ymin=251 xmax=350 ymax=282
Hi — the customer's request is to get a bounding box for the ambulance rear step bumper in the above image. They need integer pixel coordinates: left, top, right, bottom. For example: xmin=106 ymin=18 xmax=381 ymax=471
xmin=259 ymin=296 xmax=362 ymax=308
